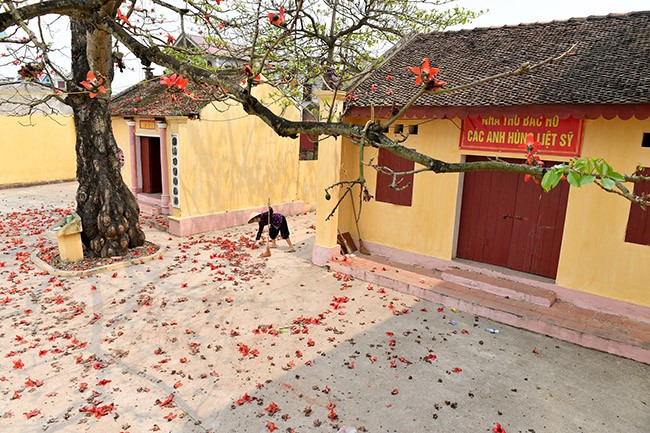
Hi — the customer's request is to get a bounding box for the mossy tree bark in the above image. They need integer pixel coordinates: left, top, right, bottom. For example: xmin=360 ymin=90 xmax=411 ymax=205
xmin=66 ymin=18 xmax=145 ymax=258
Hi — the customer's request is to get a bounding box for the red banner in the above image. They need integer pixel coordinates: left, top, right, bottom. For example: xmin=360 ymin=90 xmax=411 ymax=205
xmin=460 ymin=115 xmax=584 ymax=157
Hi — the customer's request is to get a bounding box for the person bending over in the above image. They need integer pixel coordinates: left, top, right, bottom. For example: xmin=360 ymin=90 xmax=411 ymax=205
xmin=248 ymin=207 xmax=295 ymax=252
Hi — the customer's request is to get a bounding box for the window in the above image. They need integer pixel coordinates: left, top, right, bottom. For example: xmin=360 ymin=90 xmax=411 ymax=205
xmin=299 ymin=133 xmax=318 ymax=160
xmin=299 ymin=106 xmax=318 ymax=160
xmin=625 ymin=167 xmax=650 ymax=246
xmin=375 ymin=147 xmax=414 ymax=206
xmin=642 ymin=133 xmax=650 ymax=148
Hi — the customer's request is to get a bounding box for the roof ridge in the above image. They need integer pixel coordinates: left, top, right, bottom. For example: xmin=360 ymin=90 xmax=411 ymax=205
xmin=443 ymin=10 xmax=650 ymax=34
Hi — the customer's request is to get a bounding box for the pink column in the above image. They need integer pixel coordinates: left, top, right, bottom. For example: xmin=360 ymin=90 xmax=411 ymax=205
xmin=126 ymin=120 xmax=139 ymax=193
xmin=157 ymin=122 xmax=171 ymax=214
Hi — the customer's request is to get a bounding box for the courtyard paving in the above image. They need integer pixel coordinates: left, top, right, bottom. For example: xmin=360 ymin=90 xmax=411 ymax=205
xmin=1 ymin=182 xmax=649 ymax=433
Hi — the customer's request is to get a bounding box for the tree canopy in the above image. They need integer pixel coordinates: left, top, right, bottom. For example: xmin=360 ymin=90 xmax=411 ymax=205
xmin=1 ymin=0 xmax=648 ymax=230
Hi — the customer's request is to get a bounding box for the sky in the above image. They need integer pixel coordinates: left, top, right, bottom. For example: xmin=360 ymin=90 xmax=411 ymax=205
xmin=448 ymin=0 xmax=649 ymax=29
xmin=1 ymin=1 xmax=649 ymax=93
xmin=115 ymin=0 xmax=650 ymax=91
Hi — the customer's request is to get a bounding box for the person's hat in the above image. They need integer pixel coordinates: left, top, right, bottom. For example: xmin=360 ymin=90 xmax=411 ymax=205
xmin=248 ymin=212 xmax=261 ymax=223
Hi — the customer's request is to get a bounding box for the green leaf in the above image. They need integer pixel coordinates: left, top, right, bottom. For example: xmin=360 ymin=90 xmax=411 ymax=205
xmin=600 ymin=178 xmax=616 ymax=190
xmin=594 ymin=159 xmax=614 ymax=177
xmin=594 ymin=159 xmax=608 ymax=177
xmin=566 ymin=171 xmax=581 ymax=187
xmin=573 ymin=159 xmax=586 ymax=172
xmin=541 ymin=170 xmax=563 ymax=192
xmin=580 ymin=175 xmax=596 ymax=186
xmin=608 ymin=171 xmax=626 ymax=182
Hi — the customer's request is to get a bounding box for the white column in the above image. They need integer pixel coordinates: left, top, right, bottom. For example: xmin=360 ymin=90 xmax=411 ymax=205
xmin=127 ymin=120 xmax=139 ymax=193
xmin=157 ymin=122 xmax=171 ymax=214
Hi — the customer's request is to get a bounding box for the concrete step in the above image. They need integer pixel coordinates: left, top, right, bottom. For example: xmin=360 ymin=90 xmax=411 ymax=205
xmin=328 ymin=255 xmax=650 ymax=364
xmin=139 ymin=202 xmax=161 ymax=216
xmin=442 ymin=268 xmax=556 ymax=307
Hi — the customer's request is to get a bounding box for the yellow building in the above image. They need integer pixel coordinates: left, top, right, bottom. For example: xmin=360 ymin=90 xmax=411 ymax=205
xmin=0 ymin=82 xmax=76 ymax=186
xmin=314 ymin=13 xmax=650 ymax=319
xmin=111 ymin=75 xmax=317 ymax=236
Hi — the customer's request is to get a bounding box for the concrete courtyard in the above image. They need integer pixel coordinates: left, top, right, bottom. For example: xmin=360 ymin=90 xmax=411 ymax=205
xmin=1 ymin=182 xmax=648 ymax=433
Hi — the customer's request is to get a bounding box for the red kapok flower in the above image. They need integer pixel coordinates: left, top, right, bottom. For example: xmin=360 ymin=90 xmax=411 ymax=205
xmin=492 ymin=422 xmax=506 ymax=433
xmin=160 ymin=73 xmax=188 ymax=90
xmin=407 ymin=58 xmax=445 ymax=90
xmin=166 ymin=33 xmax=176 ymax=44
xmin=241 ymin=64 xmax=261 ymax=84
xmin=264 ymin=402 xmax=281 ymax=415
xmin=268 ymin=6 xmax=286 ymax=27
xmin=116 ymin=8 xmax=130 ymax=26
xmin=80 ymin=70 xmax=107 ymax=98
xmin=523 ymin=132 xmax=539 ymax=153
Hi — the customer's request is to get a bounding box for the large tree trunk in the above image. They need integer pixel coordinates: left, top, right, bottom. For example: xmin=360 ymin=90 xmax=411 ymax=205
xmin=67 ymin=18 xmax=145 ymax=258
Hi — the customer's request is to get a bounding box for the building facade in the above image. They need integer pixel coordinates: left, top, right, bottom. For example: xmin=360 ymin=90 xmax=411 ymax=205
xmin=112 ymin=74 xmax=317 ymax=236
xmin=314 ymin=12 xmax=650 ymax=313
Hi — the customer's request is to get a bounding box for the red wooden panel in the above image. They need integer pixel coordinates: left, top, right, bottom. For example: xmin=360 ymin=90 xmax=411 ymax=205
xmin=457 ymin=156 xmax=569 ymax=279
xmin=507 ymin=175 xmax=569 ymax=278
xmin=507 ymin=177 xmax=542 ymax=273
xmin=140 ymin=136 xmax=162 ymax=194
xmin=456 ymin=169 xmax=481 ymax=261
xmin=375 ymin=148 xmax=414 ymax=206
xmin=299 ymin=133 xmax=316 ymax=150
xmin=140 ymin=136 xmax=152 ymax=193
xmin=625 ymin=167 xmax=650 ymax=246
xmin=457 ymin=156 xmax=517 ymax=266
xmin=481 ymin=165 xmax=517 ymax=266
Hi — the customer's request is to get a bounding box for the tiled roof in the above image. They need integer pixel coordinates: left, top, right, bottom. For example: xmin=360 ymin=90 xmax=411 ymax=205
xmin=0 ymin=81 xmax=72 ymax=116
xmin=347 ymin=11 xmax=650 ymax=112
xmin=111 ymin=71 xmax=240 ymax=117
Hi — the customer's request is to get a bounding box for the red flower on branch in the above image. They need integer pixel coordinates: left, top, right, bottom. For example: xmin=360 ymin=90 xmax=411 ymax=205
xmin=407 ymin=58 xmax=446 ymax=90
xmin=80 ymin=70 xmax=107 ymax=98
xmin=521 ymin=133 xmax=543 ymax=183
xmin=116 ymin=8 xmax=130 ymax=26
xmin=268 ymin=6 xmax=286 ymax=27
xmin=241 ymin=64 xmax=262 ymax=85
xmin=160 ymin=73 xmax=188 ymax=91
xmin=166 ymin=33 xmax=176 ymax=44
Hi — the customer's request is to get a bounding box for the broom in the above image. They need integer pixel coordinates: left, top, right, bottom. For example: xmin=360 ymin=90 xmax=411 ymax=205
xmin=350 ymin=191 xmax=370 ymax=255
xmin=259 ymin=198 xmax=272 ymax=258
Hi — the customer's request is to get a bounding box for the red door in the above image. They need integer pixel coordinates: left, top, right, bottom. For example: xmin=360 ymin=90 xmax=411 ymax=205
xmin=140 ymin=136 xmax=162 ymax=194
xmin=456 ymin=156 xmax=569 ymax=279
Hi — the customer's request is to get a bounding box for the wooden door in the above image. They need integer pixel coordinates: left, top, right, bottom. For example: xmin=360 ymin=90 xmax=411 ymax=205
xmin=456 ymin=156 xmax=569 ymax=279
xmin=140 ymin=136 xmax=162 ymax=194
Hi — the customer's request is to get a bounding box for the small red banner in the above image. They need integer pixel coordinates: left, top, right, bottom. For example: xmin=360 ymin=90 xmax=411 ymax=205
xmin=460 ymin=115 xmax=584 ymax=157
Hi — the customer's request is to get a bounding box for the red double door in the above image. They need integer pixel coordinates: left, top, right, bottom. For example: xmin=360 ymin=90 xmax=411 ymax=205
xmin=456 ymin=156 xmax=570 ymax=279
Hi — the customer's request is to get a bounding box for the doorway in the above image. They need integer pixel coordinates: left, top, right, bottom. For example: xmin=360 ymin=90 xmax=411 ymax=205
xmin=456 ymin=156 xmax=570 ymax=279
xmin=140 ymin=136 xmax=162 ymax=194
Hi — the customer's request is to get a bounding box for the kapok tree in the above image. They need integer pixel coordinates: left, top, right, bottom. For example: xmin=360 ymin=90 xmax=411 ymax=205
xmin=0 ymin=1 xmax=647 ymax=258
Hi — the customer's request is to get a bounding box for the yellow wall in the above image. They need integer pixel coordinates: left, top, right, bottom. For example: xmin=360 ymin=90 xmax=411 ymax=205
xmin=111 ymin=118 xmax=132 ymax=188
xmin=177 ymin=88 xmax=301 ymax=216
xmin=0 ymin=114 xmax=76 ymax=185
xmin=334 ymin=115 xmax=650 ymax=307
xmin=338 ymin=119 xmax=462 ymax=260
xmin=298 ymin=160 xmax=318 ymax=211
xmin=113 ymin=83 xmax=316 ymax=219
xmin=556 ymin=117 xmax=650 ymax=306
